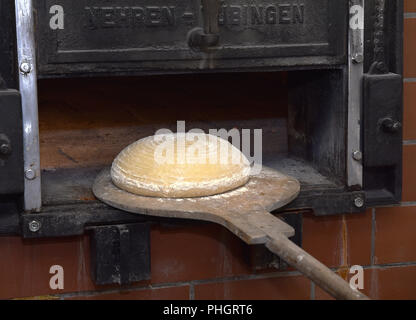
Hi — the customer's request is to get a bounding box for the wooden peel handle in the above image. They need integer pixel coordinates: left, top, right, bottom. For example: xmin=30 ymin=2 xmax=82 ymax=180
xmin=266 ymin=234 xmax=369 ymax=300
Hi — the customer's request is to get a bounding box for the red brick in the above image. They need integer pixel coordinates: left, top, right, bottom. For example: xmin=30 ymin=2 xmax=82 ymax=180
xmin=68 ymin=285 xmax=189 ymax=300
xmin=363 ymin=266 xmax=416 ymax=300
xmin=404 ymin=82 xmax=416 ymax=140
xmin=302 ymin=213 xmax=343 ymax=268
xmin=151 ymin=223 xmax=251 ymax=284
xmin=375 ymin=206 xmax=416 ymax=264
xmin=194 ymin=275 xmax=310 ymax=300
xmin=403 ymin=145 xmax=416 ymax=202
xmin=404 ymin=18 xmax=416 ymax=78
xmin=0 ymin=235 xmax=133 ymax=299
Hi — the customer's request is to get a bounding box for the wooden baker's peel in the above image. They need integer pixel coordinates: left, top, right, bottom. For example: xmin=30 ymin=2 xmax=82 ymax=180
xmin=93 ymin=167 xmax=368 ymax=300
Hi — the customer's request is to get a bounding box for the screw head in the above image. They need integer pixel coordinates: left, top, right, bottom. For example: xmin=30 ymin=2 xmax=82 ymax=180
xmin=377 ymin=61 xmax=387 ymax=72
xmin=0 ymin=143 xmax=11 ymax=155
xmin=28 ymin=220 xmax=41 ymax=233
xmin=352 ymin=150 xmax=362 ymax=161
xmin=20 ymin=61 xmax=31 ymax=74
xmin=352 ymin=54 xmax=364 ymax=64
xmin=354 ymin=197 xmax=365 ymax=208
xmin=25 ymin=168 xmax=36 ymax=180
xmin=391 ymin=122 xmax=401 ymax=131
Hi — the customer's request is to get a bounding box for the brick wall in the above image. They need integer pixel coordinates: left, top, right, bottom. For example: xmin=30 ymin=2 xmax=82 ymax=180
xmin=0 ymin=4 xmax=415 ymax=300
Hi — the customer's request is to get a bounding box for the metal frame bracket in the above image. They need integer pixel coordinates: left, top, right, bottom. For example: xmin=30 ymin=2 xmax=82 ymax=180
xmin=347 ymin=0 xmax=365 ymax=189
xmin=89 ymin=223 xmax=151 ymax=286
xmin=15 ymin=0 xmax=42 ymax=212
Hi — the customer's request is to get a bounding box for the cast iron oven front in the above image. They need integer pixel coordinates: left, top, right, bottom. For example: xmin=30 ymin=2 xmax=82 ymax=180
xmin=0 ymin=0 xmax=403 ymax=285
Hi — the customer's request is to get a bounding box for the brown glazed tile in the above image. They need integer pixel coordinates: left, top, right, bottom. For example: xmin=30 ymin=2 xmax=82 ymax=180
xmin=151 ymin=223 xmax=251 ymax=284
xmin=302 ymin=213 xmax=343 ymax=268
xmin=374 ymin=206 xmax=416 ymax=264
xmin=404 ymin=82 xmax=416 ymax=140
xmin=314 ymin=286 xmax=335 ymax=300
xmin=314 ymin=267 xmax=365 ymax=300
xmin=317 ymin=265 xmax=416 ymax=300
xmin=13 ymin=295 xmax=60 ymax=300
xmin=344 ymin=209 xmax=373 ymax=267
xmin=402 ymin=145 xmax=416 ymax=202
xmin=68 ymin=285 xmax=189 ymax=300
xmin=303 ymin=210 xmax=371 ymax=299
xmin=404 ymin=18 xmax=416 ymax=78
xmin=0 ymin=235 xmax=135 ymax=299
xmin=0 ymin=236 xmax=89 ymax=299
xmin=405 ymin=0 xmax=416 ymax=13
xmin=363 ymin=266 xmax=416 ymax=300
xmin=194 ymin=275 xmax=310 ymax=300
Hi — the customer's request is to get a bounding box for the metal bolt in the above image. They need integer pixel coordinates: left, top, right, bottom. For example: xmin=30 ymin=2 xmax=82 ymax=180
xmin=377 ymin=61 xmax=387 ymax=72
xmin=381 ymin=118 xmax=402 ymax=133
xmin=25 ymin=168 xmax=36 ymax=180
xmin=352 ymin=54 xmax=364 ymax=64
xmin=352 ymin=150 xmax=362 ymax=161
xmin=20 ymin=61 xmax=31 ymax=74
xmin=28 ymin=220 xmax=41 ymax=233
xmin=0 ymin=143 xmax=11 ymax=155
xmin=354 ymin=197 xmax=365 ymax=208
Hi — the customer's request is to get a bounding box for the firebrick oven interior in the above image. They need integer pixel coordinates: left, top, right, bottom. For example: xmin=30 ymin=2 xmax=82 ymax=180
xmin=37 ymin=70 xmax=353 ymax=208
xmin=0 ymin=0 xmax=406 ymax=302
xmin=37 ymin=72 xmax=316 ymax=204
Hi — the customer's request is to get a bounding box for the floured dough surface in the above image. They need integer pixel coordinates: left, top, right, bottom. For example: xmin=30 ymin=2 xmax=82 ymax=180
xmin=111 ymin=133 xmax=251 ymax=198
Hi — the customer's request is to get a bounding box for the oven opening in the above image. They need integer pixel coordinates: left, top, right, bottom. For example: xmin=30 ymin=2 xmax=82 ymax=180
xmin=38 ymin=70 xmax=344 ymax=207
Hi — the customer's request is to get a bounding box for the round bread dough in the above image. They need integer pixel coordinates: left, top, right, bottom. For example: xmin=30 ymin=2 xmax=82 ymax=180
xmin=111 ymin=133 xmax=251 ymax=198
